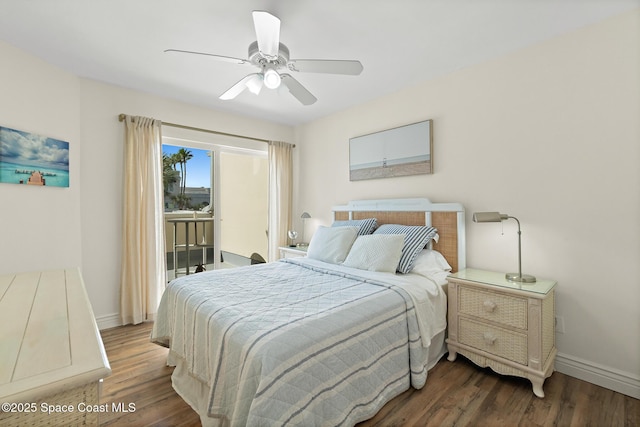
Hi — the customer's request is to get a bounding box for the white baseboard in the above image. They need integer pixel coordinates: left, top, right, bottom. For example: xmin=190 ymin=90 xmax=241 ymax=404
xmin=555 ymin=352 xmax=640 ymax=399
xmin=96 ymin=313 xmax=122 ymax=330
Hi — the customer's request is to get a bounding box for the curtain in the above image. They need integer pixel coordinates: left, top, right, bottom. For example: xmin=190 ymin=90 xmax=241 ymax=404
xmin=267 ymin=141 xmax=293 ymax=262
xmin=120 ymin=115 xmax=167 ymax=325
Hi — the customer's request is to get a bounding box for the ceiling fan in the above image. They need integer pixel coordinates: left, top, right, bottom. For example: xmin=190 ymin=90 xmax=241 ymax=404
xmin=165 ymin=10 xmax=363 ymax=106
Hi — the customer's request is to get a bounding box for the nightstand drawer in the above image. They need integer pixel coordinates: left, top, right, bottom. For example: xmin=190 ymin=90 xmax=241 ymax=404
xmin=459 ymin=317 xmax=528 ymax=365
xmin=279 ymin=246 xmax=308 ymax=259
xmin=459 ymin=286 xmax=527 ymax=329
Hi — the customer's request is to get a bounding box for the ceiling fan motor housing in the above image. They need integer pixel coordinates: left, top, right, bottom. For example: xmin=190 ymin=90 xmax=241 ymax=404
xmin=248 ymin=41 xmax=290 ymax=70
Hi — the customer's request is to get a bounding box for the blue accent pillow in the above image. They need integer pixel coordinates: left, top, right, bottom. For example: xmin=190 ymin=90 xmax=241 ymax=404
xmin=331 ymin=218 xmax=377 ymax=235
xmin=373 ymin=224 xmax=438 ymax=273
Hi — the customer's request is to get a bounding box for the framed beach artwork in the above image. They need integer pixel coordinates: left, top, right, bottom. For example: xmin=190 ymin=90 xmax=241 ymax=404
xmin=349 ymin=119 xmax=433 ymax=181
xmin=0 ymin=126 xmax=69 ymax=187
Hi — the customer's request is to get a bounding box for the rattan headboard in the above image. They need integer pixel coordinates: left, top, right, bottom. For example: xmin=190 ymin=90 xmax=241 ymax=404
xmin=333 ymin=198 xmax=466 ymax=273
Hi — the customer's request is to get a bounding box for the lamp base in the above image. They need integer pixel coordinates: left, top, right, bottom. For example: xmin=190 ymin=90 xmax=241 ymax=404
xmin=506 ymin=273 xmax=537 ymax=283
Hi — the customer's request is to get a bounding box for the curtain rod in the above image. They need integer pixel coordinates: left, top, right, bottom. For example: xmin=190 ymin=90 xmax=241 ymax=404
xmin=118 ymin=113 xmax=294 ymax=147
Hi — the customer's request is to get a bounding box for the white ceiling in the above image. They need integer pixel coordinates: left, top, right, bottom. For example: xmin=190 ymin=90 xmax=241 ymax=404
xmin=1 ymin=1 xmax=637 ymax=126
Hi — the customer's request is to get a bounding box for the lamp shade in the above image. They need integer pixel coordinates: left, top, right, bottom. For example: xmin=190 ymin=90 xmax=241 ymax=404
xmin=473 ymin=212 xmax=508 ymax=223
xmin=299 ymin=212 xmax=311 ymax=246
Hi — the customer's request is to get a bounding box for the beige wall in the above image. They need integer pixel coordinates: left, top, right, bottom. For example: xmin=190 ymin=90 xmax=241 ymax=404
xmin=0 ymin=41 xmax=83 ymax=274
xmin=294 ymin=10 xmax=639 ymax=394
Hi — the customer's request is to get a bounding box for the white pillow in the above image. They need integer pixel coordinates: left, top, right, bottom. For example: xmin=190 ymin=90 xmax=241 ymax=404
xmin=373 ymin=224 xmax=438 ymax=273
xmin=343 ymin=234 xmax=405 ymax=273
xmin=306 ymin=226 xmax=359 ymax=264
xmin=411 ymin=249 xmax=452 ymax=277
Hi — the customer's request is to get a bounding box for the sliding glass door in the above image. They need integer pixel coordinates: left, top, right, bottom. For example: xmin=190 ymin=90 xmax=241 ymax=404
xmin=162 ymin=139 xmax=267 ymax=278
xmin=217 ymin=150 xmax=268 ymax=268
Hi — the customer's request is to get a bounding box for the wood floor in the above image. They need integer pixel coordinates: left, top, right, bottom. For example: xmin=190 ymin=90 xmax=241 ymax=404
xmin=99 ymin=322 xmax=200 ymax=426
xmin=100 ymin=322 xmax=639 ymax=427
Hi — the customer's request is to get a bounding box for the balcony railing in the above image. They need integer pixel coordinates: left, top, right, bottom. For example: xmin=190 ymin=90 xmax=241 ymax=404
xmin=164 ymin=210 xmax=214 ymax=279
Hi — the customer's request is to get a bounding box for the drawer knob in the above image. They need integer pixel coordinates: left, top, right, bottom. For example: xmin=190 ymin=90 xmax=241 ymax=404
xmin=483 ymin=332 xmax=497 ymax=346
xmin=483 ymin=300 xmax=497 ymax=312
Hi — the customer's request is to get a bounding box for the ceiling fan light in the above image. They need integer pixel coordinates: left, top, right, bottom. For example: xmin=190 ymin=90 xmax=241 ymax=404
xmin=246 ymin=75 xmax=263 ymax=95
xmin=263 ymin=68 xmax=281 ymax=89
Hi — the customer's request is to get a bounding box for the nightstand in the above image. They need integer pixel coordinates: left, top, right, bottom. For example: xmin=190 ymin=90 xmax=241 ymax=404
xmin=446 ymin=268 xmax=557 ymax=398
xmin=278 ymin=246 xmax=308 ymax=259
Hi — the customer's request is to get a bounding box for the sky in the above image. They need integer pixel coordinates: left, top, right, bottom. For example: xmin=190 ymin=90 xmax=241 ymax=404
xmin=0 ymin=126 xmax=69 ymax=170
xmin=162 ymin=145 xmax=211 ymax=188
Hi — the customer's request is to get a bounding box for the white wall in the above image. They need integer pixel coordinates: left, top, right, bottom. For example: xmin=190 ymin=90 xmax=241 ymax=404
xmin=294 ymin=10 xmax=639 ymax=396
xmin=0 ymin=41 xmax=83 ymax=274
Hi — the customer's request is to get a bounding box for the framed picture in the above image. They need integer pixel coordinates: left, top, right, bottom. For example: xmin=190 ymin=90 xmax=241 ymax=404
xmin=0 ymin=126 xmax=69 ymax=187
xmin=349 ymin=119 xmax=433 ymax=181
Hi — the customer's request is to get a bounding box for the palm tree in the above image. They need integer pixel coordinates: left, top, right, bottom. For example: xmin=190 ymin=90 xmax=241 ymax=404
xmin=162 ymin=154 xmax=179 ymax=196
xmin=170 ymin=152 xmax=181 ymax=194
xmin=176 ymin=148 xmax=193 ymax=196
xmin=171 ymin=193 xmax=191 ymax=210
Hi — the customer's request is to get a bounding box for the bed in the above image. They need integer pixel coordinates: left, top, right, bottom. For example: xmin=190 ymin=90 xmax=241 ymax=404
xmin=152 ymin=198 xmax=465 ymax=426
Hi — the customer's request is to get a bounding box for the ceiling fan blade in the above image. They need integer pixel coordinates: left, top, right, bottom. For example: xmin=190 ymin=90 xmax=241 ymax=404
xmin=164 ymin=49 xmax=248 ymax=65
xmin=280 ymin=74 xmax=317 ymax=106
xmin=252 ymin=10 xmax=280 ymax=59
xmin=219 ymin=73 xmax=263 ymax=100
xmin=288 ymin=59 xmax=363 ymax=75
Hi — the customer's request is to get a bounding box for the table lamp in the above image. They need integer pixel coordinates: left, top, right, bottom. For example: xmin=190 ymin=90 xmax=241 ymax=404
xmin=473 ymin=212 xmax=536 ymax=283
xmin=299 ymin=212 xmax=311 ymax=246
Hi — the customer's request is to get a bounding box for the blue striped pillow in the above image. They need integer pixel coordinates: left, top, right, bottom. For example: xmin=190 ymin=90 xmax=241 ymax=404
xmin=331 ymin=218 xmax=378 ymax=235
xmin=373 ymin=224 xmax=438 ymax=273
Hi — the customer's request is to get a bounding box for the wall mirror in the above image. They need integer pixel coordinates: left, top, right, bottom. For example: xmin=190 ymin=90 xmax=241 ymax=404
xmin=349 ymin=119 xmax=433 ymax=181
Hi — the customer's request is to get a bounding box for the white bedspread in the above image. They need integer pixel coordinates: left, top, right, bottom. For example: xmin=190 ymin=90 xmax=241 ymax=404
xmin=152 ymin=258 xmax=447 ymax=426
xmin=295 ymin=258 xmax=448 ymax=348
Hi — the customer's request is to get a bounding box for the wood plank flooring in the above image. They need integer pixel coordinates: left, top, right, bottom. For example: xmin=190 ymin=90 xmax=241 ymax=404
xmin=99 ymin=322 xmax=200 ymax=426
xmin=100 ymin=322 xmax=639 ymax=426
